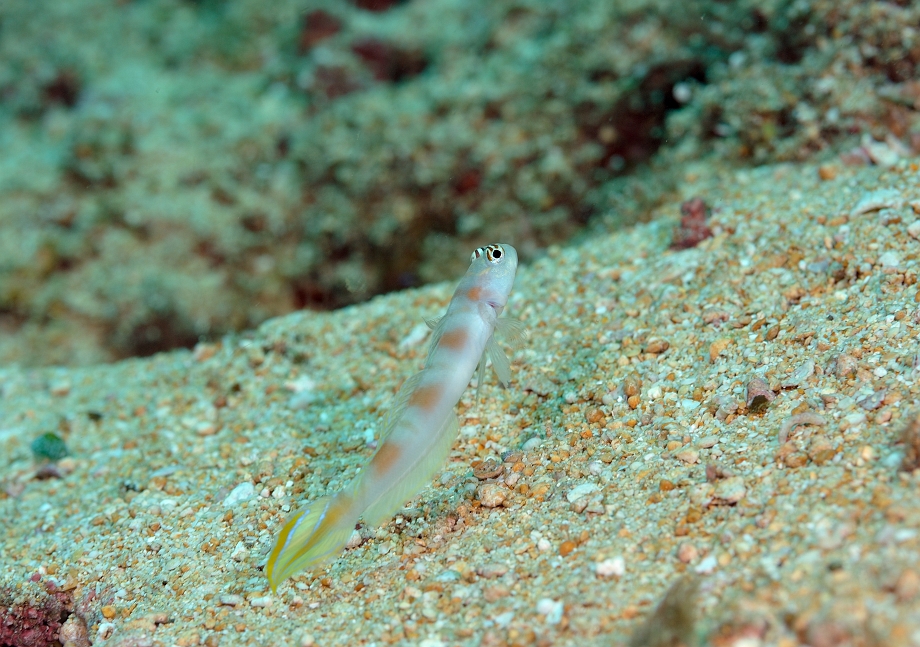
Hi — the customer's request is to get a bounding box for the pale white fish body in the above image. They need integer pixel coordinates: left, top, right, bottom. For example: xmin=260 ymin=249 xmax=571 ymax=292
xmin=266 ymin=243 xmax=521 ymax=591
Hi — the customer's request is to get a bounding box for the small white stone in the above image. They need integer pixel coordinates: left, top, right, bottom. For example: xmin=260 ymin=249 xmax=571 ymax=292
xmin=907 ymin=220 xmax=920 ymax=239
xmin=250 ymin=596 xmax=273 ymax=608
xmin=878 ymin=251 xmax=900 ymax=268
xmin=345 ymin=529 xmax=363 ymax=549
xmin=714 ymin=476 xmax=747 ymax=504
xmin=230 ymin=541 xmax=248 ymax=562
xmin=783 ymin=359 xmax=815 ymax=388
xmin=493 ymin=611 xmax=515 ymax=628
xmin=566 ymin=482 xmax=600 ymax=503
xmin=219 ymin=594 xmax=244 ymax=606
xmin=695 ymin=554 xmax=718 ymax=574
xmin=223 ymin=482 xmax=255 ymax=507
xmin=851 ymin=188 xmax=902 ymax=216
xmin=399 ymin=323 xmax=431 ymax=350
xmin=536 ymin=598 xmax=564 ymax=625
xmin=521 ymin=437 xmax=542 ymax=451
xmin=595 ymin=556 xmax=625 ymax=578
xmin=537 ymin=538 xmax=552 ymax=552
xmin=419 ymin=639 xmax=446 ymax=647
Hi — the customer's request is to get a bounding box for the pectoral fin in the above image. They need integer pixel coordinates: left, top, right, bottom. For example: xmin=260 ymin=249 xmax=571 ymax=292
xmin=495 ymin=317 xmax=527 ymax=347
xmin=486 ymin=335 xmax=512 ymax=387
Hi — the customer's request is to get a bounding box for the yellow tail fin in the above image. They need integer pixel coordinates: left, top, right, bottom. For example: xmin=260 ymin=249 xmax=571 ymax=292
xmin=265 ymin=493 xmax=356 ymax=592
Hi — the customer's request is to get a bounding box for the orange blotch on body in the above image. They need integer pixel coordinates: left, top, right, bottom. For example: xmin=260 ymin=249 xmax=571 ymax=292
xmin=465 ymin=286 xmax=483 ymax=301
xmin=408 ymin=383 xmax=442 ymax=411
xmin=438 ymin=328 xmax=468 ymax=350
xmin=371 ymin=441 xmax=403 ymax=476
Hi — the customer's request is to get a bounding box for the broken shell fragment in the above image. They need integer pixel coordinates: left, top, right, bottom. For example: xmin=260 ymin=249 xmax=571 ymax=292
xmin=746 ymin=378 xmax=775 ymax=413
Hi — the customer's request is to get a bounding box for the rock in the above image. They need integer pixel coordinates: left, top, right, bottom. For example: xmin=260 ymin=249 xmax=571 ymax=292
xmin=713 ymin=476 xmax=746 ymax=504
xmin=476 ymin=483 xmax=507 ymax=508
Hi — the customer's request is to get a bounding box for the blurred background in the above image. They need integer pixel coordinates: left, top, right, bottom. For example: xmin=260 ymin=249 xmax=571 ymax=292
xmin=1 ymin=0 xmax=917 ymax=366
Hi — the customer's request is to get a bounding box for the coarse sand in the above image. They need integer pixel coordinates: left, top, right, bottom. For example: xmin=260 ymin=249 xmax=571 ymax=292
xmin=3 ymin=158 xmax=920 ymax=646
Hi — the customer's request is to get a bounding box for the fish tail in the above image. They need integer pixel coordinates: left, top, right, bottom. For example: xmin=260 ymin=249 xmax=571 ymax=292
xmin=265 ymin=491 xmax=358 ymax=592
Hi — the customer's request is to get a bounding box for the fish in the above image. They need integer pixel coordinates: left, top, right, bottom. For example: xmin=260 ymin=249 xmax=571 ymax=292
xmin=266 ymin=243 xmax=524 ymax=591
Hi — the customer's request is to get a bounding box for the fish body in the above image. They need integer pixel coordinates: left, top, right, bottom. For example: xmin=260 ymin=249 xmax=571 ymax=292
xmin=266 ymin=243 xmax=521 ymax=591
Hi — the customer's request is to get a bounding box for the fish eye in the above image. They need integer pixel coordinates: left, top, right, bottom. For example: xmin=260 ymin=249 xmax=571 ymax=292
xmin=485 ymin=245 xmax=504 ymax=264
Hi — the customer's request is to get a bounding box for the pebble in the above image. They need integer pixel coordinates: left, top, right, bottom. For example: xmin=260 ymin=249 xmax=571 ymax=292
xmin=219 ymin=594 xmax=245 ymax=606
xmin=695 ymin=554 xmax=718 ymax=574
xmin=58 ymin=615 xmax=89 ymax=647
xmin=851 ymin=188 xmax=902 ymax=216
xmin=536 ymin=598 xmax=564 ymax=625
xmin=595 ymin=556 xmax=625 ymax=578
xmin=521 ymin=437 xmax=542 ymax=451
xmin=250 ymin=596 xmax=272 ymax=608
xmin=689 ymin=483 xmax=715 ymax=506
xmin=398 ymin=323 xmax=430 ymax=349
xmin=895 ymin=569 xmax=920 ymax=602
xmin=566 ymin=482 xmax=600 ymax=502
xmin=223 ymin=482 xmax=255 ymax=507
xmin=676 ymin=449 xmax=699 ymax=464
xmin=435 ymin=570 xmax=461 ymax=583
xmin=860 ymin=137 xmax=900 ymax=168
xmin=472 ymin=458 xmax=504 ymax=479
xmin=835 ymin=354 xmax=857 ymax=378
xmin=558 ymin=540 xmax=576 ymax=557
xmin=476 ymin=563 xmax=509 ymax=579
xmin=713 ymin=476 xmax=746 ymax=504
xmin=807 ymin=436 xmax=836 ymax=465
xmin=857 ymin=389 xmax=886 ymax=411
xmin=698 ymin=435 xmax=719 ymax=449
xmin=476 ymin=483 xmax=507 ymax=508
xmin=677 ymin=542 xmax=699 ymax=563
xmin=907 ymin=220 xmax=920 ymax=239
xmin=782 ymin=360 xmax=815 ymax=388
xmin=878 ymin=251 xmax=900 ymax=268
xmin=483 ymin=585 xmax=510 ymax=602
xmin=230 ymin=541 xmax=248 ymax=562
xmin=345 ymin=529 xmax=363 ymax=549
xmin=709 ymin=338 xmax=732 ymax=362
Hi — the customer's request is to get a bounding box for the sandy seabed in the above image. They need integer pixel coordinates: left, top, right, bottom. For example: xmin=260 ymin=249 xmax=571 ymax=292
xmin=3 ymin=159 xmax=920 ymax=646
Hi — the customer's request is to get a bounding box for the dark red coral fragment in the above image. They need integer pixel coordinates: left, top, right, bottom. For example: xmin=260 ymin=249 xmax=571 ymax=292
xmin=671 ymin=197 xmax=713 ymax=250
xmin=298 ymin=10 xmax=342 ymax=53
xmin=351 ymin=38 xmax=427 ymax=83
xmin=351 ymin=0 xmax=401 ymax=12
xmin=0 ymin=582 xmax=73 ymax=647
